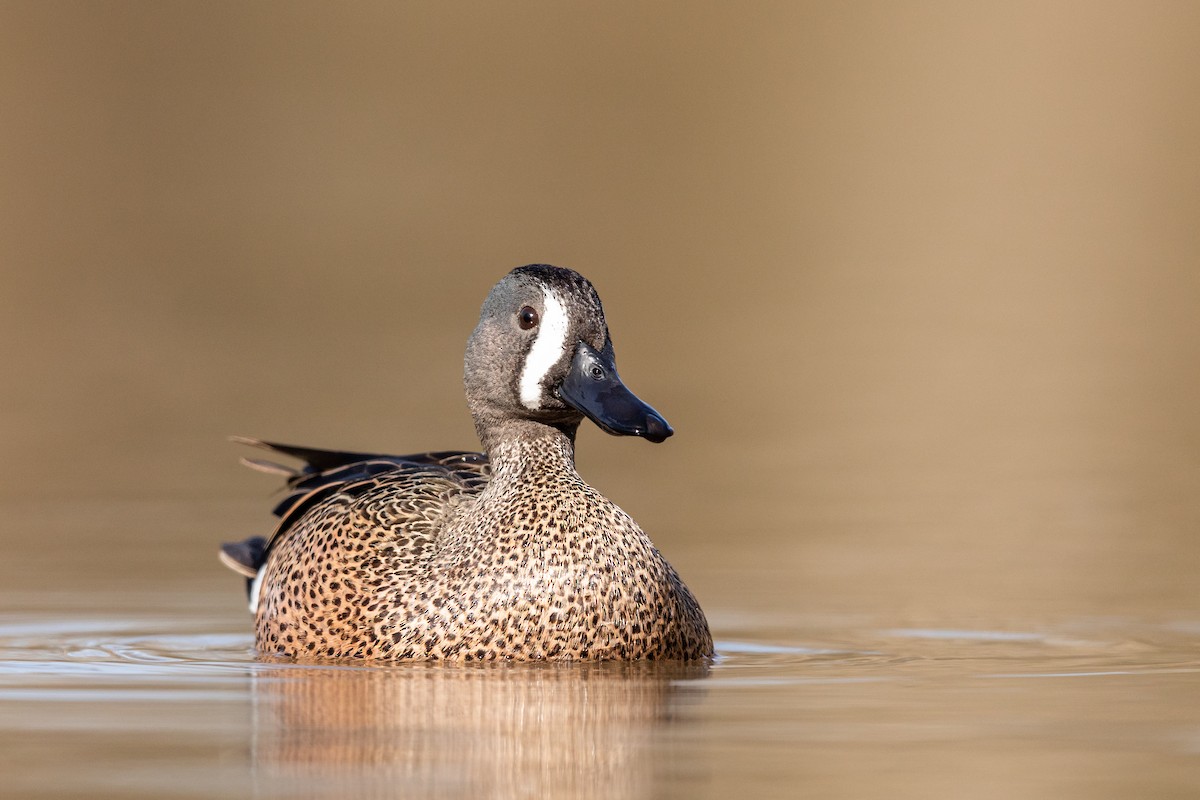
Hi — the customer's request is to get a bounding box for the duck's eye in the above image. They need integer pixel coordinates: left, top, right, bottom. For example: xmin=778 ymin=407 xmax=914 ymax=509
xmin=518 ymin=306 xmax=539 ymax=330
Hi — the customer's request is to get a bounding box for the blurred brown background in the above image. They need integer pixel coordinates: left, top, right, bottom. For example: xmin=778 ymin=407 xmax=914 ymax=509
xmin=1 ymin=1 xmax=1198 ymax=624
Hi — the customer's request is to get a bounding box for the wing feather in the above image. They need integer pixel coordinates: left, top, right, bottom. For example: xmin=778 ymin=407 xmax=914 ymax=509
xmin=220 ymin=438 xmax=491 ymax=577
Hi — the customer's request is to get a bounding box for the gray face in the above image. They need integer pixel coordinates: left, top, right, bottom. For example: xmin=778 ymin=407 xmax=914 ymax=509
xmin=464 ymin=265 xmax=609 ymax=426
xmin=465 ymin=264 xmax=673 ymax=446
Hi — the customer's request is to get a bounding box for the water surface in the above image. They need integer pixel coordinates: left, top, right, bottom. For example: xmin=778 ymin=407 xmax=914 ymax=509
xmin=2 ymin=596 xmax=1198 ymax=799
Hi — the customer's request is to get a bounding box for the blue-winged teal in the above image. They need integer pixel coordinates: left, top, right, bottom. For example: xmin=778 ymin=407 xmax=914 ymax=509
xmin=221 ymin=264 xmax=712 ymax=661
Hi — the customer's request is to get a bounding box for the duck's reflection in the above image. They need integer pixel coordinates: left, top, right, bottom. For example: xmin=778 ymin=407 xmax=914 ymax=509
xmin=249 ymin=660 xmax=709 ymax=799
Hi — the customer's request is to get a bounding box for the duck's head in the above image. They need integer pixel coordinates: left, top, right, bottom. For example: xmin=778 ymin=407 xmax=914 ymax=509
xmin=465 ymin=264 xmax=673 ymax=447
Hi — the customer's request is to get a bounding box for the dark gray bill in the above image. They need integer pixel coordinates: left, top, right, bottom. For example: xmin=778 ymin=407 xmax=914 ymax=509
xmin=558 ymin=341 xmax=673 ymax=443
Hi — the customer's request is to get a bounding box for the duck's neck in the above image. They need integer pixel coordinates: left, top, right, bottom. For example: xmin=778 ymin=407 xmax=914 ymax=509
xmin=480 ymin=419 xmax=580 ymax=482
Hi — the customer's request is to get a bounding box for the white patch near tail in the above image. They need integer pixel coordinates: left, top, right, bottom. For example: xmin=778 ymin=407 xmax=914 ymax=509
xmin=248 ymin=567 xmax=266 ymax=615
xmin=519 ymin=289 xmax=570 ymax=410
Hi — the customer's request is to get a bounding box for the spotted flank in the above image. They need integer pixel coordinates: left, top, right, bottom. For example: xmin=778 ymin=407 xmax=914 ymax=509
xmin=221 ymin=264 xmax=711 ymax=662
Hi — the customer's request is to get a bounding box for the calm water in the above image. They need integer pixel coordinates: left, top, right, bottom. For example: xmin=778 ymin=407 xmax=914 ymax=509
xmin=1 ymin=592 xmax=1198 ymax=799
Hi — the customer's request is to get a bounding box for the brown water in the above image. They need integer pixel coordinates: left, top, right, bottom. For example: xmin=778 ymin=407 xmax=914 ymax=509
xmin=3 ymin=2 xmax=1200 ymax=798
xmin=2 ymin=598 xmax=1198 ymax=799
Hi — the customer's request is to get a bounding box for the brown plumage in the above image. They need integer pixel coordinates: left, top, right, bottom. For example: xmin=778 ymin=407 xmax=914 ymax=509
xmin=222 ymin=265 xmax=712 ymax=661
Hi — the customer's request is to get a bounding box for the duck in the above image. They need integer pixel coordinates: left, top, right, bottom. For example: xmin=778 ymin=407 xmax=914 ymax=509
xmin=221 ymin=264 xmax=713 ymax=661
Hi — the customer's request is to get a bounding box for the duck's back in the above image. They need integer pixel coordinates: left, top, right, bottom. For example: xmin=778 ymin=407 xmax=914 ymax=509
xmin=233 ymin=440 xmax=710 ymax=662
xmin=229 ymin=442 xmax=485 ymax=659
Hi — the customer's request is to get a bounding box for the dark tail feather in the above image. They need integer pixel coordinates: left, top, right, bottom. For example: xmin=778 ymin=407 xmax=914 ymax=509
xmin=219 ymin=536 xmax=267 ymax=579
xmin=230 ymin=436 xmax=393 ymax=475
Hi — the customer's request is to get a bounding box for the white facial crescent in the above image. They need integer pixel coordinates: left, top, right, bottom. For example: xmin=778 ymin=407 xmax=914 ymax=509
xmin=519 ymin=289 xmax=570 ymax=410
